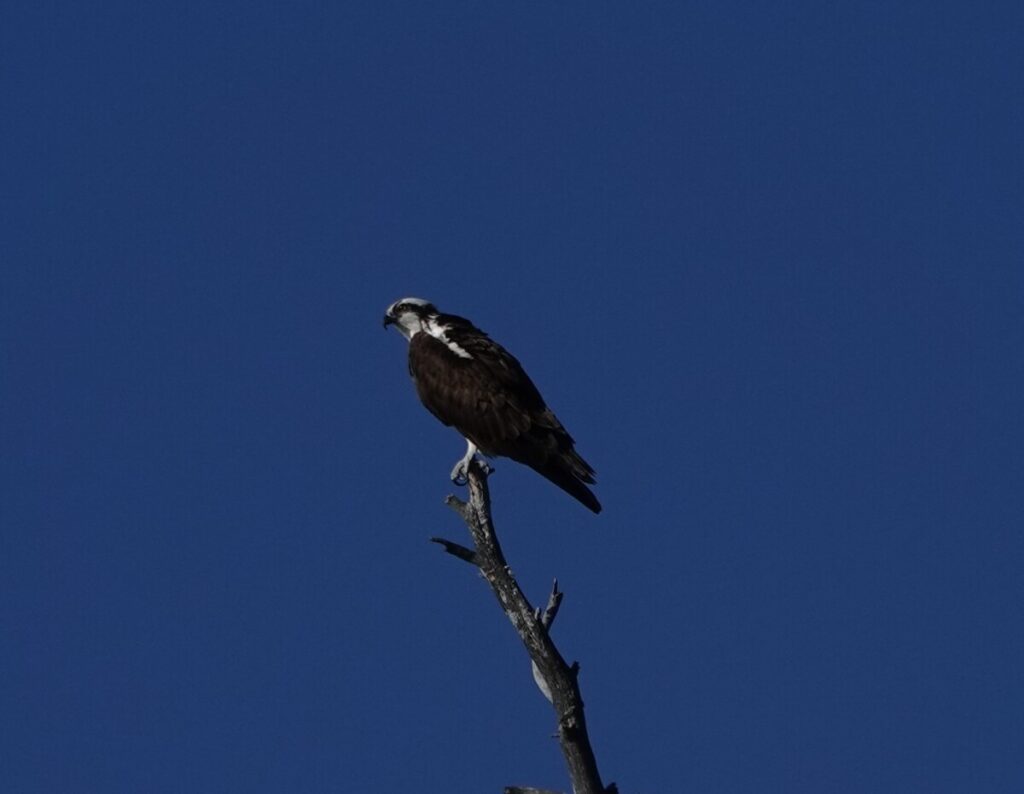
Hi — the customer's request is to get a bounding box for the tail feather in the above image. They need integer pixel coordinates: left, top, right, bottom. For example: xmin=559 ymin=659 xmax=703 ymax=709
xmin=565 ymin=448 xmax=596 ymax=484
xmin=534 ymin=456 xmax=601 ymax=514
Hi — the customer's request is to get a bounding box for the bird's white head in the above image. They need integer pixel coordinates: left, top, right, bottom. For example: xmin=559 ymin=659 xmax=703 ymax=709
xmin=383 ymin=297 xmax=437 ymax=340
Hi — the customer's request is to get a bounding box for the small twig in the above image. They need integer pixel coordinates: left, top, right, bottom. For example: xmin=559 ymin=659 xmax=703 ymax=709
xmin=429 ymin=536 xmax=478 ymax=566
xmin=532 ymin=580 xmax=565 ymax=702
xmin=444 ymin=493 xmax=471 ymax=522
xmin=505 ymin=788 xmax=565 ymax=794
xmin=536 ymin=579 xmax=564 ymax=629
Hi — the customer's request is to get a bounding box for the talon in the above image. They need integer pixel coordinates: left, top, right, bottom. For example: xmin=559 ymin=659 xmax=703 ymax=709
xmin=450 ymin=438 xmax=478 ymax=486
xmin=450 ymin=461 xmax=469 ymax=486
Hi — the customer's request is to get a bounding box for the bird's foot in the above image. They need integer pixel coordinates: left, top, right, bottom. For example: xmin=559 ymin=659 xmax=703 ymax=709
xmin=450 ymin=456 xmax=495 ymax=485
xmin=450 ymin=458 xmax=471 ymax=486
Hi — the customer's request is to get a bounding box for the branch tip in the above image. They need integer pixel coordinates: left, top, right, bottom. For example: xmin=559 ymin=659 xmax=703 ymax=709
xmin=539 ymin=581 xmax=564 ymax=630
xmin=504 ymin=788 xmax=564 ymax=794
xmin=429 ymin=536 xmax=478 ymax=566
xmin=443 ymin=494 xmax=471 ymax=521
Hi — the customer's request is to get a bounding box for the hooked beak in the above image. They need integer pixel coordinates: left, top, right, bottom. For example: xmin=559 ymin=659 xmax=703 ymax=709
xmin=382 ymin=314 xmax=395 ymax=329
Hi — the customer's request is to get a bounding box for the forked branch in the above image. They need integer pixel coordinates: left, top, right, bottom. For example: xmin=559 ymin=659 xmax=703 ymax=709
xmin=432 ymin=460 xmax=614 ymax=794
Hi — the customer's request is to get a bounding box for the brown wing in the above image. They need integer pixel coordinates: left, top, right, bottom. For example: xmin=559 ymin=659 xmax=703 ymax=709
xmin=408 ymin=330 xmax=540 ymax=457
xmin=408 ymin=325 xmax=600 ymax=513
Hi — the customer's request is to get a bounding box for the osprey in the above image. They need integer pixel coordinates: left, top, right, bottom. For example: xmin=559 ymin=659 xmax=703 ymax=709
xmin=384 ymin=298 xmax=601 ymax=513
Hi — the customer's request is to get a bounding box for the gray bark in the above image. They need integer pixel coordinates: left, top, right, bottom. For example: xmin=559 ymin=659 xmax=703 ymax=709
xmin=431 ymin=460 xmax=616 ymax=794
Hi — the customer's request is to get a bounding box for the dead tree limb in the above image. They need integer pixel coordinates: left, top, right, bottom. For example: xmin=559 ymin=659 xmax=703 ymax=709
xmin=432 ymin=460 xmax=615 ymax=794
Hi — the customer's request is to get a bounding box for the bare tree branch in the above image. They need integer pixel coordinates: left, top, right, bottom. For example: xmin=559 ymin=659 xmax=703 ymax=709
xmin=532 ymin=580 xmax=564 ymax=703
xmin=505 ymin=788 xmax=565 ymax=794
xmin=435 ymin=460 xmax=614 ymax=794
xmin=537 ymin=579 xmax=564 ymax=629
xmin=429 ymin=536 xmax=478 ymax=565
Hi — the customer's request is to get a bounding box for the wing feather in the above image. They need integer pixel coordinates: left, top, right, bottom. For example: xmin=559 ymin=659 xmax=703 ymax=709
xmin=408 ymin=321 xmax=600 ymax=513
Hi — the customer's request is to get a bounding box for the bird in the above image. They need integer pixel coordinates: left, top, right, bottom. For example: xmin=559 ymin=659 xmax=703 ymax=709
xmin=383 ymin=297 xmax=601 ymax=513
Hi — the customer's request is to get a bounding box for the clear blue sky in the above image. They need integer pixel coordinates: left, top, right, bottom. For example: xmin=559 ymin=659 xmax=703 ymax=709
xmin=2 ymin=2 xmax=1022 ymax=792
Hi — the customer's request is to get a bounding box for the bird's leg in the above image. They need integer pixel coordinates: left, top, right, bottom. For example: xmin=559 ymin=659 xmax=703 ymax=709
xmin=450 ymin=439 xmax=478 ymax=486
